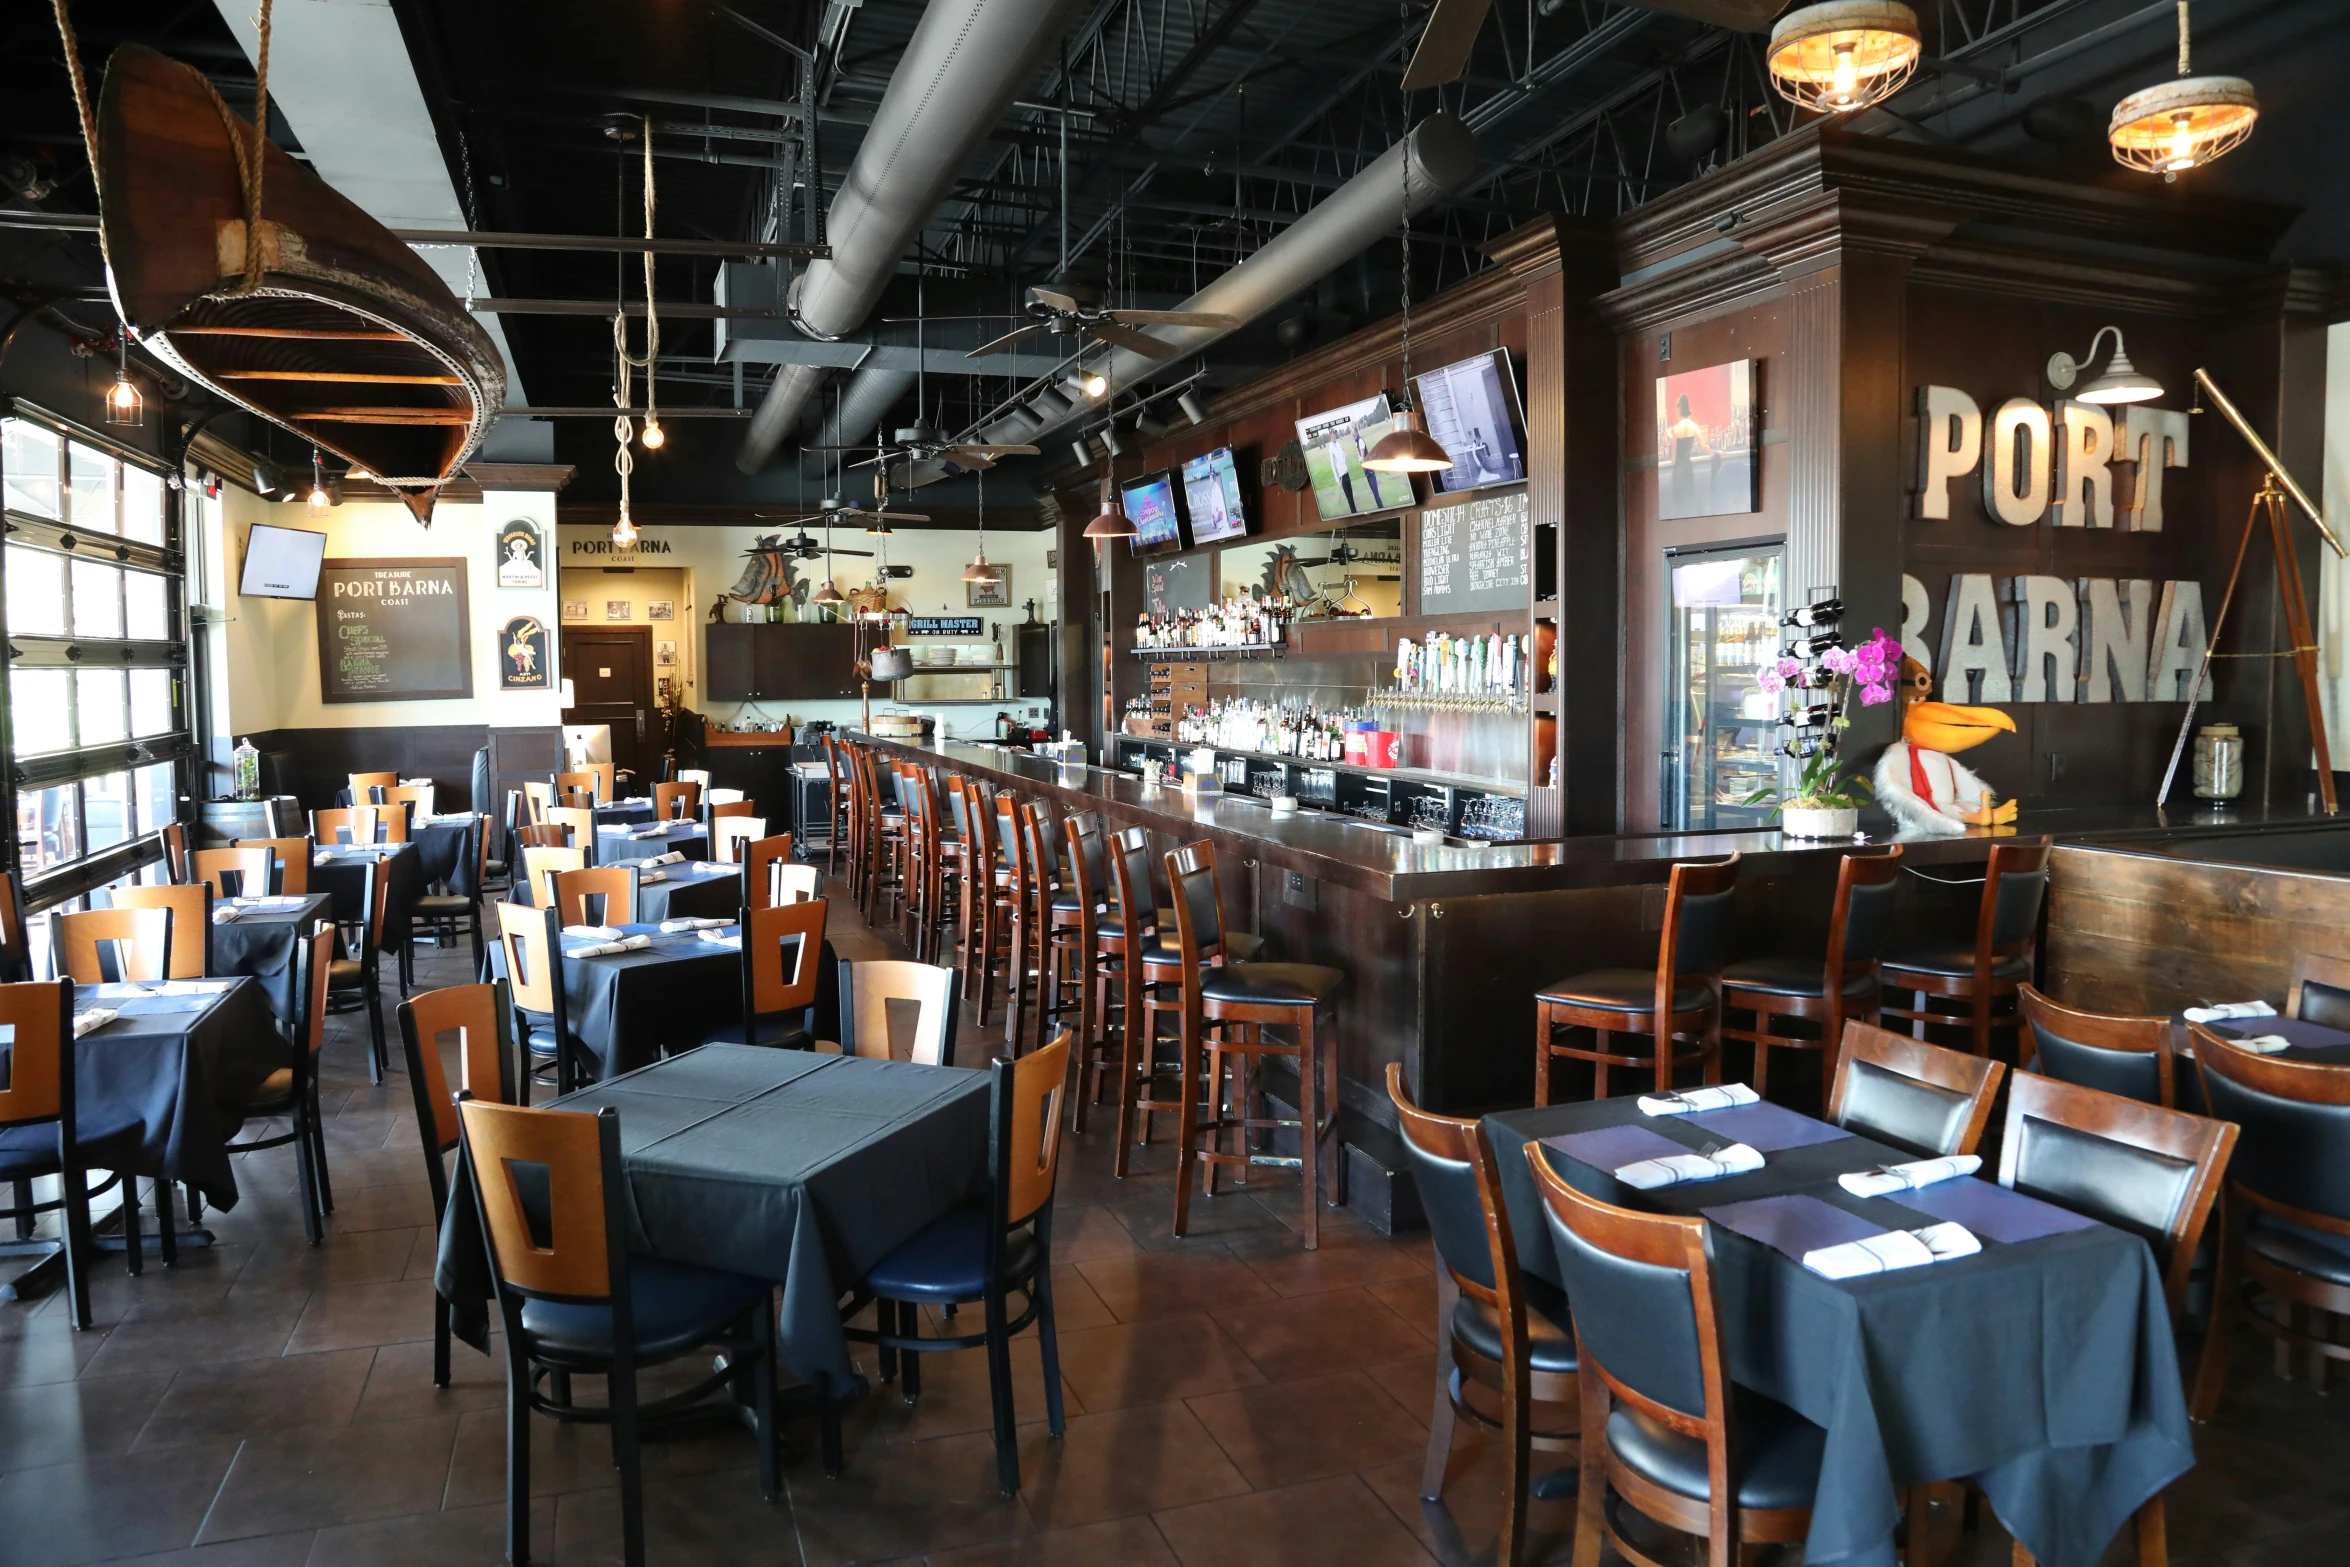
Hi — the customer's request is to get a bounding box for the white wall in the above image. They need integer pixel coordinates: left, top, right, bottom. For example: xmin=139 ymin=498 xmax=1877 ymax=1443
xmin=559 ymin=565 xmax=693 ymax=702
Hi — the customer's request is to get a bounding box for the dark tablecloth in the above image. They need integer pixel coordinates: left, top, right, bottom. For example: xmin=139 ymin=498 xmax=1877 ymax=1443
xmin=595 ymin=799 xmax=658 ymax=827
xmin=312 ymin=843 xmax=423 ymax=953
xmin=596 ymin=821 xmax=708 ymax=863
xmin=435 ymin=1045 xmax=990 ymax=1391
xmin=2167 ymin=1014 xmax=2350 ymax=1114
xmin=410 ymin=816 xmax=481 ymax=897
xmin=488 ymin=921 xmax=745 ymax=1080
xmin=514 ymin=855 xmax=742 ymax=922
xmin=210 ymin=893 xmax=335 ymax=1023
xmin=51 ymin=979 xmax=283 ymax=1208
xmin=1484 ymin=1098 xmax=2195 ymax=1567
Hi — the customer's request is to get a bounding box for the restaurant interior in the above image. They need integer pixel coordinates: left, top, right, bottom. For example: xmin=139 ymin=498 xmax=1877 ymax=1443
xmin=5 ymin=0 xmax=2350 ymax=1563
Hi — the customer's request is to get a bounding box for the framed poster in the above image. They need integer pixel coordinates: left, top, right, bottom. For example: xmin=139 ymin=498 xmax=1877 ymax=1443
xmin=562 ymin=599 xmax=588 ymax=621
xmin=646 ymin=599 xmax=674 ymax=621
xmin=1655 ymin=359 xmax=1759 ymax=520
xmin=966 ymin=566 xmax=1012 ymax=609
xmin=604 ymin=600 xmax=631 ymax=622
xmin=495 ymin=517 xmax=545 ymax=589
xmin=656 ymin=639 xmax=676 ymax=666
xmin=316 ymin=558 xmax=472 ymax=703
xmin=499 ymin=615 xmax=551 ymax=689
xmin=1295 ymin=394 xmax=1412 ymax=521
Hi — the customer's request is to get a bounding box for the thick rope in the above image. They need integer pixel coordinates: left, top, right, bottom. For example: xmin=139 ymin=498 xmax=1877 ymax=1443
xmin=2178 ymin=0 xmax=2191 ymax=76
xmin=51 ymin=0 xmax=100 ymax=172
xmin=612 ymin=116 xmax=660 ymax=538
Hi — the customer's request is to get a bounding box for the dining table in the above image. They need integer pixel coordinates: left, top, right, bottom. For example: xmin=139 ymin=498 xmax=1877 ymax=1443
xmin=311 ymin=841 xmax=424 ymax=954
xmin=513 ymin=853 xmax=745 ymax=923
xmin=208 ymin=891 xmax=335 ymax=1024
xmin=1483 ymin=1093 xmax=2196 ymax=1567
xmin=594 ymin=797 xmax=659 ymax=827
xmin=434 ymin=1044 xmax=991 ymax=1393
xmin=2169 ymin=1012 xmax=2350 ymax=1113
xmin=596 ymin=819 xmax=709 ymax=864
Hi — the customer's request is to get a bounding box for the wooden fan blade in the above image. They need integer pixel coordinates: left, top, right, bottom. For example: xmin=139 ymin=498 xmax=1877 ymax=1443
xmin=878 ymin=313 xmax=1012 ymax=322
xmin=1630 ymin=0 xmax=1786 ymax=31
xmin=1093 ymin=321 xmax=1177 ymax=358
xmin=952 ymin=443 xmax=1039 ymax=459
xmin=1030 ymin=286 xmax=1081 ymax=312
xmin=829 ymin=547 xmax=876 ymax=557
xmin=1108 ymin=309 xmax=1240 ymax=328
xmin=1400 ymin=0 xmax=1496 ymax=91
xmin=969 ymin=322 xmax=1047 ymax=357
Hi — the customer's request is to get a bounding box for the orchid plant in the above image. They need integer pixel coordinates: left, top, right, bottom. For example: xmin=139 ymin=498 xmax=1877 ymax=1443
xmin=1743 ymin=625 xmax=1903 ymax=814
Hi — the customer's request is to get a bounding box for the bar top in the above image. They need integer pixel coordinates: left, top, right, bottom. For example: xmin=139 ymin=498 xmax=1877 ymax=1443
xmin=862 ymin=734 xmax=2350 ymax=902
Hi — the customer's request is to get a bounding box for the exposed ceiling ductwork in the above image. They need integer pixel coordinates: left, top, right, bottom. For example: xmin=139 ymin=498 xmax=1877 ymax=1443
xmin=800 ymin=364 xmax=919 ymax=473
xmin=963 ymin=113 xmax=1478 ymax=455
xmin=734 ymin=0 xmax=1091 ymax=474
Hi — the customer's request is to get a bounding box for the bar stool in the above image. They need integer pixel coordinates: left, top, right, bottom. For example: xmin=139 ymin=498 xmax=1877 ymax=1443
xmin=1161 ymin=841 xmax=1344 ymax=1247
xmin=993 ymin=794 xmax=1046 ymax=1052
xmin=1534 ymin=853 xmax=1738 ymax=1102
xmin=1105 ymin=827 xmax=1177 ymax=1174
xmin=854 ymin=748 xmax=906 ymax=925
xmin=1719 ymin=846 xmax=1902 ymax=1110
xmin=1878 ymin=841 xmax=2050 ymax=1058
xmin=820 ymin=735 xmax=855 ymax=890
xmin=1049 ymin=814 xmax=1116 ymax=1128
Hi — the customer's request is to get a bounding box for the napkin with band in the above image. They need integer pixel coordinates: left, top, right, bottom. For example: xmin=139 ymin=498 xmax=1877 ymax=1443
xmin=2222 ymin=1034 xmax=2296 ymax=1055
xmin=1838 ymin=1154 xmax=1980 ymax=1199
xmin=698 ymin=929 xmax=743 ymax=949
xmin=562 ymin=924 xmax=623 ymax=940
xmin=660 ymin=918 xmax=734 ymax=932
xmin=1615 ymin=1142 xmax=1764 ymax=1190
xmin=2183 ymin=1000 xmax=2275 ymax=1024
xmin=1638 ymin=1083 xmax=1760 ymax=1117
xmin=72 ymin=1008 xmax=117 ymax=1038
xmin=1804 ymin=1222 xmax=1981 ymax=1280
xmin=567 ymin=934 xmax=652 ymax=957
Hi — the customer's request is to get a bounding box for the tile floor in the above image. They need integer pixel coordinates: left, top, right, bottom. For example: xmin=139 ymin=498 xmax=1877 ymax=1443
xmin=2 ymin=884 xmax=2347 ymax=1565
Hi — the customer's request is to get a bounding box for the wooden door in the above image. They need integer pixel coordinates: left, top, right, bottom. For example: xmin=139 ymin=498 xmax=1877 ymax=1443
xmin=561 ymin=627 xmax=656 ymax=785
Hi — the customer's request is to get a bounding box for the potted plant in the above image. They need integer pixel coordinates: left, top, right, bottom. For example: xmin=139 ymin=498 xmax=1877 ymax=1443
xmin=1744 ymin=625 xmax=1901 ymax=839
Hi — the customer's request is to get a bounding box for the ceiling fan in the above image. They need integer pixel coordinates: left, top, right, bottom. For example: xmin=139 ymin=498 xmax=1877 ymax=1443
xmin=808 ymin=421 xmax=1037 ymax=472
xmin=900 ymin=284 xmax=1239 ymax=362
xmin=744 ymin=509 xmax=876 ymax=560
xmin=1400 ymin=0 xmax=1787 ymax=91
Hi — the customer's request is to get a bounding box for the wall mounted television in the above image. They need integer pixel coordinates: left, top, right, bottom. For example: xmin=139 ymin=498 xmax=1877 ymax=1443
xmin=1294 ymin=393 xmax=1411 ymax=520
xmin=239 ymin=522 xmax=328 ymax=600
xmin=1121 ymin=469 xmax=1186 ymax=554
xmin=1179 ymin=447 xmax=1249 ymax=544
xmin=1414 ymin=349 xmax=1529 ymax=495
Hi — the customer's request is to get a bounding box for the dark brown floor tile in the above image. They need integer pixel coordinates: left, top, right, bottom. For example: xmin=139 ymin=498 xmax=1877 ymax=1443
xmin=84 ymin=1532 xmax=316 ymax=1567
xmin=1186 ymin=1369 xmax=1430 ymax=1490
xmin=34 ymin=1243 xmax=256 ymax=1331
xmin=2219 ymin=1512 xmax=2350 ymax=1567
xmin=780 ymin=1426 xmax=1034 ymax=1567
xmin=1016 ymin=1401 xmax=1249 ymax=1531
xmin=307 ymin=1182 xmax=434 ymax=1235
xmin=0 ymin=1315 xmax=107 ymax=1385
xmin=1049 ymin=1206 xmax=1145 ymax=1263
xmin=1357 ymin=1455 xmax=1578 ymax=1567
xmin=0 ymin=1371 xmax=171 ymax=1466
xmin=0 ymin=1436 xmax=239 ymax=1566
xmin=838 ymin=1329 xmax=1077 ymax=1448
xmin=1105 ymin=1190 xmax=1295 ymax=1253
xmin=1153 ymin=1473 xmax=1440 ymax=1567
xmin=193 ymin=1412 xmax=459 ymax=1543
xmin=283 ymin=1278 xmax=439 ymax=1354
xmin=1051 ymin=1315 xmax=1267 ymax=1411
xmin=1040 ymin=1267 xmax=1116 ymax=1332
xmin=1073 ymin=1252 xmax=1269 ymax=1324
xmin=227 ymin=1228 xmax=423 ymax=1300
xmin=304 ymin=1497 xmax=552 ymax=1567
xmin=552 ymin=1468 xmax=798 ymax=1567
xmin=1225 ymin=1231 xmax=1433 ymax=1300
xmin=311 ymin=1147 xmax=434 ymax=1191
xmin=1362 ymin=1276 xmax=1441 ymax=1347
xmin=443 ymin=1399 xmax=773 ymax=1511
xmin=1209 ymin=1286 xmax=1429 ymax=1381
xmin=132 ymin=1348 xmax=372 ymax=1451
xmin=352 ymin=1337 xmax=508 ymax=1423
xmin=931 ymin=1514 xmax=1180 ymax=1567
xmin=79 ymin=1293 xmax=306 ymax=1379
xmin=1362 ymin=1356 xmax=1442 ymax=1430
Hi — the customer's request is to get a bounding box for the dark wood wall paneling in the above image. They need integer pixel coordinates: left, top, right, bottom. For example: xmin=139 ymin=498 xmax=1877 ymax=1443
xmin=248 ymin=722 xmax=562 ymax=817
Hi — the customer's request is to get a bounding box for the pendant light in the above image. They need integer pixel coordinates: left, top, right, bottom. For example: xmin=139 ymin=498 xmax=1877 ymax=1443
xmin=1767 ymin=2 xmax=1922 ymax=115
xmin=104 ymin=334 xmax=142 ymax=427
xmin=307 ymin=448 xmax=331 ymax=514
xmin=1082 ymin=466 xmax=1135 ymax=539
xmin=963 ymin=466 xmax=999 ymax=584
xmin=1365 ymin=112 xmax=1453 ymax=477
xmin=2109 ymin=3 xmax=2256 ymax=180
xmin=611 ymin=116 xmax=658 ymax=548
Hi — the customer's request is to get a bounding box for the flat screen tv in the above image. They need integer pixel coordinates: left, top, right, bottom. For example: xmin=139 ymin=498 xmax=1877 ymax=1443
xmin=1179 ymin=447 xmax=1249 ymax=544
xmin=1294 ymin=392 xmax=1411 ymax=520
xmin=1414 ymin=349 xmax=1529 ymax=495
xmin=1122 ymin=469 xmax=1185 ymax=554
xmin=239 ymin=522 xmax=328 ymax=599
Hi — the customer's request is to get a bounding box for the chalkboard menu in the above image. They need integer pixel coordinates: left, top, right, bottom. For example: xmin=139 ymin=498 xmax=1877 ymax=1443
xmin=1143 ymin=553 xmax=1214 ymax=617
xmin=1418 ymin=490 xmax=1530 ymax=615
xmin=316 ymin=558 xmax=473 ymax=703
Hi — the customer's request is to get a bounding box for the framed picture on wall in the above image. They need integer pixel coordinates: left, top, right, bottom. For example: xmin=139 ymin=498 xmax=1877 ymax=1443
xmin=1655 ymin=359 xmax=1759 ymax=521
xmin=604 ymin=600 xmax=631 ymax=622
xmin=496 ymin=518 xmax=546 ymax=589
xmin=656 ymin=639 xmax=676 ymax=666
xmin=646 ymin=600 xmax=674 ymax=620
xmin=499 ymin=616 xmax=551 ymax=689
xmin=966 ymin=566 xmax=1012 ymax=609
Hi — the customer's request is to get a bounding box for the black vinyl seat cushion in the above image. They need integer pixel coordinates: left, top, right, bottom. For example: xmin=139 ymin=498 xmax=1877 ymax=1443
xmin=1451 ymin=1292 xmax=1579 ymax=1375
xmin=1539 ymin=968 xmax=1712 ymax=1014
xmin=414 ymin=893 xmax=475 ymax=915
xmin=0 ymin=1124 xmax=62 ymax=1180
xmin=1606 ymin=1388 xmax=1826 ymax=1511
xmin=1721 ymin=956 xmax=1876 ymax=1000
xmin=861 ymin=1203 xmax=1040 ymax=1302
xmin=326 ymin=956 xmax=368 ymax=990
xmin=1878 ymin=943 xmax=2029 ymax=981
xmin=519 ymin=1257 xmax=769 ymax=1361
xmin=2246 ymin=1212 xmax=2350 ymax=1288
xmin=700 ymin=1016 xmax=814 ymax=1050
xmin=1137 ymin=930 xmax=1269 ymax=966
xmin=1199 ymin=961 xmax=1343 ymax=1007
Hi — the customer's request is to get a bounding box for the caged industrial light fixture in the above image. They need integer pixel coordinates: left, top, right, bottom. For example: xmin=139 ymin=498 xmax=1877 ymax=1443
xmin=1766 ymin=2 xmax=1922 ymax=115
xmin=2109 ymin=3 xmax=2256 ymax=180
xmin=104 ymin=334 xmax=142 ymax=427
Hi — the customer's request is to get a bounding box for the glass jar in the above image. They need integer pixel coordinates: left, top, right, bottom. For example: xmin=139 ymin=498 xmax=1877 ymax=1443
xmin=2192 ymin=722 xmax=2244 ymax=801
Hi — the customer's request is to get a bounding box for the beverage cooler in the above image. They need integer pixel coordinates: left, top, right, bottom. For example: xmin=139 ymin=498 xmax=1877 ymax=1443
xmin=1663 ymin=542 xmax=1784 ymax=832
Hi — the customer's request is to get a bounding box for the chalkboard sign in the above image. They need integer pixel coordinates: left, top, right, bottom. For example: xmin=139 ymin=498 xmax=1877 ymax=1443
xmin=1418 ymin=490 xmax=1530 ymax=615
xmin=316 ymin=558 xmax=473 ymax=703
xmin=903 ymin=615 xmax=983 ymax=637
xmin=1142 ymin=553 xmax=1214 ymax=617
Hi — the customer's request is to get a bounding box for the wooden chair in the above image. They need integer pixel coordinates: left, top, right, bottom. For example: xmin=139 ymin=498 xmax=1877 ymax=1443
xmin=412 ymin=814 xmax=488 ymax=971
xmin=1879 ymin=840 xmax=2051 ymax=1058
xmin=1525 ymin=1141 xmax=1823 ymax=1567
xmin=2286 ymin=952 xmax=2350 ymax=1030
xmin=1389 ymin=1063 xmax=1577 ymax=1567
xmin=705 ymin=899 xmax=827 ymax=1048
xmin=555 ymin=789 xmax=596 ymax=811
xmin=515 ymin=822 xmax=574 ymax=850
xmin=2017 ymin=985 xmax=2175 ymax=1107
xmin=652 ymin=779 xmax=702 ymax=821
xmin=109 ymin=883 xmax=211 ymax=979
xmin=1107 ymin=825 xmax=1181 ymax=1179
xmin=1164 ymin=840 xmax=1344 ymax=1249
xmin=1720 ymin=847 xmax=1902 ymax=1109
xmin=952 ymin=779 xmax=1010 ymax=1026
xmin=2189 ymin=1030 xmax=2350 ymax=1419
xmin=222 ymin=926 xmax=337 ymax=1245
xmin=1050 ymin=814 xmax=1114 ymax=1130
xmin=158 ymin=821 xmax=190 ymax=884
xmin=771 ymin=862 xmax=822 ymax=905
xmin=398 ymin=981 xmax=516 ymax=1385
xmin=992 ymin=792 xmax=1042 ymax=1050
xmin=842 ymin=1032 xmax=1070 ymax=1496
xmin=236 ymin=836 xmax=310 ymax=895
xmin=53 ymin=906 xmax=171 ymax=984
xmin=554 ymin=866 xmax=639 ymax=929
xmin=497 ymin=899 xmax=583 ymax=1096
xmin=583 ymin=761 xmax=618 ymax=801
xmin=891 ymin=765 xmax=939 ymax=956
xmin=820 ymin=735 xmax=854 ymax=880
xmin=348 ymin=770 xmax=399 ymax=802
xmin=1998 ymin=1073 xmax=2236 ymax=1567
xmin=712 ymin=815 xmax=767 ymax=865
xmin=324 ymin=858 xmax=392 ymax=1084
xmin=554 ymin=769 xmax=600 ymax=804
xmin=0 ymin=870 xmax=31 ymax=983
xmin=742 ymin=834 xmax=794 ymax=913
xmin=1827 ymin=1021 xmax=2005 ymax=1159
xmin=458 ymin=1098 xmax=778 ymax=1567
xmin=382 ymin=782 xmax=433 ymax=829
xmin=481 ymin=790 xmax=518 ymax=893
xmin=675 ymin=767 xmax=711 ymax=788
xmin=828 ymin=958 xmax=960 ymax=1064
xmin=709 ymin=798 xmax=757 ymax=822
xmin=1536 ymin=854 xmax=1739 ymax=1101
xmin=312 ymin=805 xmax=384 ymax=847
xmin=0 ymin=979 xmax=94 ymax=1328
xmin=546 ymin=807 xmax=599 ymax=862
xmin=524 ymin=845 xmax=588 ymax=912
xmin=520 ymin=779 xmax=555 ymax=825
xmin=189 ymin=845 xmax=273 ymax=901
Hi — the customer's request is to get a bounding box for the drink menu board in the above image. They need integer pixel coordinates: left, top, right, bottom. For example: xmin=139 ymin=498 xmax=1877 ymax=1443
xmin=316 ymin=558 xmax=474 ymax=703
xmin=1417 ymin=490 xmax=1530 ymax=615
xmin=1143 ymin=553 xmax=1214 ymax=618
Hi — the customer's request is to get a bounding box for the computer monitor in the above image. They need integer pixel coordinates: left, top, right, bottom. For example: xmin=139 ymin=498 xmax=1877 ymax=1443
xmin=238 ymin=522 xmax=327 ymax=599
xmin=1414 ymin=349 xmax=1530 ymax=495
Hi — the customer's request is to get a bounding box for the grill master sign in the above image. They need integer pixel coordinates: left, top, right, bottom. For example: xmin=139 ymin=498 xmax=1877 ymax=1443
xmin=316 ymin=558 xmax=474 ymax=703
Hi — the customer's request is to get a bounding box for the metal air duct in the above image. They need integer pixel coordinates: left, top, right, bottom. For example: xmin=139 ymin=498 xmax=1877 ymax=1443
xmin=798 ymin=365 xmax=918 ymax=473
xmin=736 ymin=0 xmax=1090 ymax=473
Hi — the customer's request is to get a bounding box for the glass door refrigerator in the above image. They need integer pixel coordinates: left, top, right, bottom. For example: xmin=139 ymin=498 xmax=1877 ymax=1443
xmin=1663 ymin=542 xmax=1784 ymax=832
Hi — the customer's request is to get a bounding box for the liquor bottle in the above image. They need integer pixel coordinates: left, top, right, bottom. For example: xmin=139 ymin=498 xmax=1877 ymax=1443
xmin=1786 ymin=632 xmax=1845 ymax=659
xmin=1782 ymin=599 xmax=1845 ymax=628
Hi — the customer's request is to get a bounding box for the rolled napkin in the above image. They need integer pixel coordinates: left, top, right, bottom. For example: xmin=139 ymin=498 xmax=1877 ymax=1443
xmin=2228 ymin=1035 xmax=2296 ymax=1055
xmin=628 ymin=822 xmax=673 ymax=839
xmin=639 ymin=871 xmax=668 ymax=885
xmin=1614 ymin=1142 xmax=1764 ymax=1190
xmin=1638 ymin=1083 xmax=1760 ymax=1117
xmin=1804 ymin=1222 xmax=1981 ymax=1280
xmin=697 ymin=929 xmax=743 ymax=949
xmin=72 ymin=1008 xmax=117 ymax=1038
xmin=567 ymin=934 xmax=653 ymax=957
xmin=562 ymin=924 xmax=623 ymax=940
xmin=660 ymin=917 xmax=734 ymax=932
xmin=645 ymin=850 xmax=688 ymax=866
xmin=212 ymin=905 xmax=242 ymax=923
xmin=1838 ymin=1155 xmax=1980 ymax=1199
xmin=2183 ymin=1000 xmax=2276 ymax=1024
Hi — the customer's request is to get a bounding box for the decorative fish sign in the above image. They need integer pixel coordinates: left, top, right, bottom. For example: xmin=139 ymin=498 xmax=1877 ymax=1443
xmin=723 ymin=537 xmax=799 ymax=606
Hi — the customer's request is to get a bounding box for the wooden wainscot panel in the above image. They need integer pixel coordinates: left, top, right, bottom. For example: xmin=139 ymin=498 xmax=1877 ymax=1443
xmin=2043 ymin=844 xmax=2350 ymax=1016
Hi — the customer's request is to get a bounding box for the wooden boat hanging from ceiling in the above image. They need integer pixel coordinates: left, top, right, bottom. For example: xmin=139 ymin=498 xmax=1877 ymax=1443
xmin=93 ymin=45 xmax=504 ymax=524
